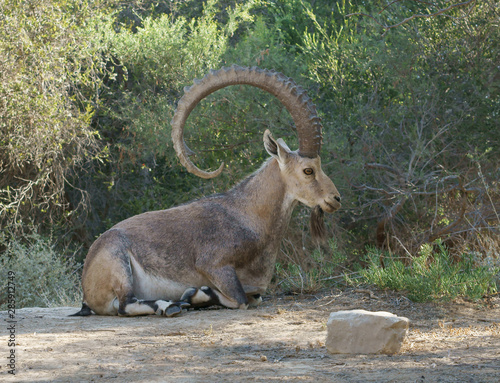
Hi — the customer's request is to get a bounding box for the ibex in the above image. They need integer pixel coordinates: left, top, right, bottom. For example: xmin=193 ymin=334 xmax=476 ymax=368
xmin=72 ymin=65 xmax=341 ymax=317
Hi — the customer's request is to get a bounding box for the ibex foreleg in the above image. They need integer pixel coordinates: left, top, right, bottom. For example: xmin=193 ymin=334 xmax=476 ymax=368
xmin=181 ymin=286 xmax=262 ymax=309
xmin=117 ymin=295 xmax=189 ymax=317
xmin=182 ymin=264 xmax=248 ymax=309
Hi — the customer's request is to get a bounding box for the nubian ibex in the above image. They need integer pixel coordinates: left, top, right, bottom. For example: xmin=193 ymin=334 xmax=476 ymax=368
xmin=73 ymin=65 xmax=341 ymax=317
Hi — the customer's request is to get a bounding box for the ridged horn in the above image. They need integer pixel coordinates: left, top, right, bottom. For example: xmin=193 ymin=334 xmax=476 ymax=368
xmin=171 ymin=65 xmax=323 ymax=179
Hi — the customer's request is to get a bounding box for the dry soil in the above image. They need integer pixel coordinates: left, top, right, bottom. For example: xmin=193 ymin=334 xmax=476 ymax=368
xmin=1 ymin=289 xmax=499 ymax=382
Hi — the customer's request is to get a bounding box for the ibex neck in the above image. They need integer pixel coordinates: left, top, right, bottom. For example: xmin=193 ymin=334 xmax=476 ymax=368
xmin=228 ymin=158 xmax=296 ymax=235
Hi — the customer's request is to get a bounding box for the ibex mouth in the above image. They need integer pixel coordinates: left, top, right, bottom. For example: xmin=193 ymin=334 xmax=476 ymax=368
xmin=323 ymin=200 xmax=341 ymax=213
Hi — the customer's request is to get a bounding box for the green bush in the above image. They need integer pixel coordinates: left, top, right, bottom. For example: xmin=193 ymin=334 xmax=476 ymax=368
xmin=0 ymin=0 xmax=115 ymax=231
xmin=73 ymin=0 xmax=260 ymax=241
xmin=359 ymin=242 xmax=499 ymax=302
xmin=298 ymin=0 xmax=499 ymax=257
xmin=0 ymin=233 xmax=81 ymax=309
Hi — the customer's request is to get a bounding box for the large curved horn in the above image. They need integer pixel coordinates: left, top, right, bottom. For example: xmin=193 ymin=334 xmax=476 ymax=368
xmin=171 ymin=65 xmax=323 ymax=179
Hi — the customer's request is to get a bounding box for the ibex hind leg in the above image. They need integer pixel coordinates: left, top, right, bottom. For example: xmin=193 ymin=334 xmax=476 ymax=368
xmin=81 ymin=230 xmax=189 ymax=317
xmin=70 ymin=302 xmax=92 ymax=316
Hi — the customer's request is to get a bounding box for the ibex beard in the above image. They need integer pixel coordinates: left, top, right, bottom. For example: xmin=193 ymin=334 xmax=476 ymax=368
xmin=72 ymin=66 xmax=341 ymax=317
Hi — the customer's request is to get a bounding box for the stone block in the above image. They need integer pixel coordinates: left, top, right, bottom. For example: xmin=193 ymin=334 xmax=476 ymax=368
xmin=326 ymin=309 xmax=409 ymax=354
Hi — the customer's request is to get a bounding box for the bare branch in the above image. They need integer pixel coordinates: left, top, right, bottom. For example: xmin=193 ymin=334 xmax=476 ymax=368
xmin=428 ymin=185 xmax=468 ymax=242
xmin=353 ymin=184 xmax=396 ymax=196
xmin=365 ymin=162 xmax=401 ymax=176
xmin=376 ymin=196 xmax=408 ymax=247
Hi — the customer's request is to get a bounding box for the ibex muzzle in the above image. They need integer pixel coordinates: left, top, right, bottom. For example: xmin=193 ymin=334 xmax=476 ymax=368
xmin=72 ymin=66 xmax=341 ymax=317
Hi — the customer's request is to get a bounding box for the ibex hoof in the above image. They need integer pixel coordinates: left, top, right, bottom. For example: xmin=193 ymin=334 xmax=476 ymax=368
xmin=248 ymin=294 xmax=262 ymax=308
xmin=180 ymin=287 xmax=200 ymax=302
xmin=181 ymin=286 xmax=220 ymax=308
xmin=155 ymin=300 xmax=189 ymax=317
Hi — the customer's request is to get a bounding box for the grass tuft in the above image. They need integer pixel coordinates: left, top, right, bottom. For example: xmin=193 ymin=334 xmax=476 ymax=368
xmin=359 ymin=241 xmax=499 ymax=302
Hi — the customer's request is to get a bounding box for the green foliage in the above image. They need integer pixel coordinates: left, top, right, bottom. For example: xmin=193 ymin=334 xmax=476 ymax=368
xmin=274 ymin=239 xmax=349 ymax=293
xmin=102 ymin=4 xmax=228 ymax=159
xmin=0 ymin=0 xmax=113 ymax=232
xmin=299 ymin=0 xmax=500 ymax=256
xmin=360 ymin=243 xmax=499 ymax=302
xmin=72 ymin=0 xmax=262 ymax=240
xmin=0 ymin=233 xmax=81 ymax=309
xmin=111 ymin=3 xmax=229 ymax=95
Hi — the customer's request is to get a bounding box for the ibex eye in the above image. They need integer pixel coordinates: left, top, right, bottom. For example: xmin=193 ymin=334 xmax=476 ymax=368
xmin=303 ymin=168 xmax=314 ymax=175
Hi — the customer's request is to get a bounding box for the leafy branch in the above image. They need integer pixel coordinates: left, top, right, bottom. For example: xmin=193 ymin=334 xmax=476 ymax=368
xmin=347 ymin=0 xmax=477 ymax=35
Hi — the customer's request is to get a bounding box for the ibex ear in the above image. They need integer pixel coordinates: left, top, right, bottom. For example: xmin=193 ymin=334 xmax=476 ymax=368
xmin=263 ymin=129 xmax=292 ymax=163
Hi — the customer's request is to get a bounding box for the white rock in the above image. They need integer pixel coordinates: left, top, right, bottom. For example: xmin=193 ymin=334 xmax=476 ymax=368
xmin=326 ymin=309 xmax=409 ymax=355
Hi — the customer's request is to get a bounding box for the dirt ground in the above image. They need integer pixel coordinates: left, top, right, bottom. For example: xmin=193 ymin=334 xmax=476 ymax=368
xmin=1 ymin=289 xmax=499 ymax=382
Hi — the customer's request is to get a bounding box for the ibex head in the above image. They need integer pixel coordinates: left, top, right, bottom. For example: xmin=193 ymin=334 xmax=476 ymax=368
xmin=262 ymin=129 xmax=341 ymax=241
xmin=171 ymin=65 xmax=341 ymax=241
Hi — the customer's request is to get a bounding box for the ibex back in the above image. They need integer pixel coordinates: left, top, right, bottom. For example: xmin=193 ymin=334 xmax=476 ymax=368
xmin=73 ymin=66 xmax=341 ymax=317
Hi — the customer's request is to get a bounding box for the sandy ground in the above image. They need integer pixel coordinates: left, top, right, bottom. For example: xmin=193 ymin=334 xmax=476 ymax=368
xmin=1 ymin=289 xmax=499 ymax=382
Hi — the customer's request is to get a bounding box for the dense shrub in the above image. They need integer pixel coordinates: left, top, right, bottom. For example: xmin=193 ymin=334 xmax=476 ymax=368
xmin=0 ymin=233 xmax=81 ymax=309
xmin=0 ymin=0 xmax=115 ymax=233
xmin=299 ymin=0 xmax=499 ymax=259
